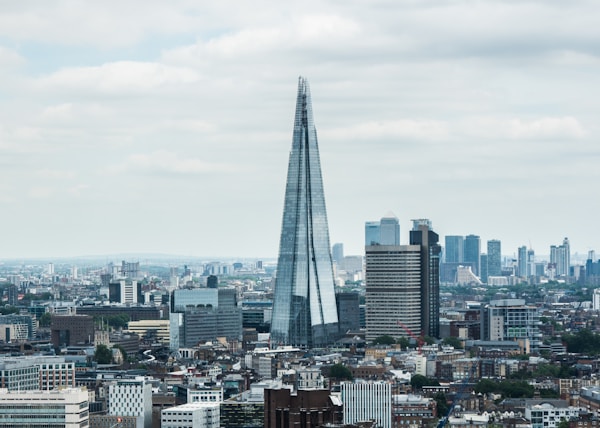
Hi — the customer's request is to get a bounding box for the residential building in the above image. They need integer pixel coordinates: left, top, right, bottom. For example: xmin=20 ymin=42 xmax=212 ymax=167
xmin=487 ymin=240 xmax=502 ymax=277
xmin=518 ymin=246 xmax=528 ymax=278
xmin=481 ymin=299 xmax=541 ymax=350
xmin=525 ymin=399 xmax=580 ymax=428
xmin=270 ymin=77 xmax=339 ymax=348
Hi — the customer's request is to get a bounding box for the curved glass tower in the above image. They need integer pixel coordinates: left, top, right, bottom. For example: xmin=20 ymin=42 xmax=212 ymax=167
xmin=270 ymin=77 xmax=339 ymax=348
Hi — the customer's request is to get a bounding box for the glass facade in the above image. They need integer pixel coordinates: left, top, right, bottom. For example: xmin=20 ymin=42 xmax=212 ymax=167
xmin=270 ymin=77 xmax=339 ymax=347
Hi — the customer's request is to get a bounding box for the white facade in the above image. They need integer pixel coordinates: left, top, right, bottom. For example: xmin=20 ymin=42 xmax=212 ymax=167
xmin=525 ymin=402 xmax=580 ymax=428
xmin=0 ymin=387 xmax=88 ymax=427
xmin=108 ymin=377 xmax=152 ymax=428
xmin=342 ymin=381 xmax=392 ymax=428
xmin=188 ymin=387 xmax=223 ymax=404
xmin=162 ymin=402 xmax=220 ymax=428
xmin=593 ymin=288 xmax=600 ymax=311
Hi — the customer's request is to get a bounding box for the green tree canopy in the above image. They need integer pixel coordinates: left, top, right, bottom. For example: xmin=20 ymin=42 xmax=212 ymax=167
xmin=411 ymin=374 xmax=440 ymax=389
xmin=330 ymin=363 xmax=353 ymax=380
xmin=38 ymin=312 xmax=52 ymax=327
xmin=442 ymin=336 xmax=463 ymax=349
xmin=94 ymin=344 xmax=113 ymax=364
xmin=372 ymin=335 xmax=396 ymax=346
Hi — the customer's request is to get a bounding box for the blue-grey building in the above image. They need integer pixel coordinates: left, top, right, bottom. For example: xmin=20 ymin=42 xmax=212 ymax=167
xmin=464 ymin=234 xmax=481 ymax=276
xmin=270 ymin=77 xmax=339 ymax=348
xmin=444 ymin=235 xmax=464 ymax=263
xmin=487 ymin=239 xmax=502 ymax=277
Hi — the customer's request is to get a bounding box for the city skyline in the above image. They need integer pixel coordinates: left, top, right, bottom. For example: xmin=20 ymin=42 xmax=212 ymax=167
xmin=0 ymin=2 xmax=599 ymax=259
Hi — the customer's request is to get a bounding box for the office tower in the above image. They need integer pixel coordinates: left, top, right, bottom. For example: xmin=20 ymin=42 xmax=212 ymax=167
xmin=332 ymin=243 xmax=344 ymax=263
xmin=487 ymin=239 xmax=501 ymax=277
xmin=518 ymin=246 xmax=528 ymax=278
xmin=107 ymin=377 xmax=152 ymax=428
xmin=170 ymin=288 xmax=241 ymax=349
xmin=464 ymin=235 xmax=481 ymax=276
xmin=336 ymin=291 xmax=361 ymax=334
xmin=365 ymin=221 xmax=381 ymax=246
xmin=380 ymin=213 xmax=400 ymax=245
xmin=365 ymin=245 xmax=422 ymax=342
xmin=341 ymin=381 xmax=392 ymax=428
xmin=0 ymin=387 xmax=89 ymax=428
xmin=409 ymin=219 xmax=441 ymax=338
xmin=109 ymin=279 xmax=142 ymax=304
xmin=207 ymin=275 xmax=218 ymax=288
xmin=270 ymin=77 xmax=339 ymax=348
xmin=480 ymin=254 xmax=488 ymax=283
xmin=445 ymin=235 xmax=464 ymax=263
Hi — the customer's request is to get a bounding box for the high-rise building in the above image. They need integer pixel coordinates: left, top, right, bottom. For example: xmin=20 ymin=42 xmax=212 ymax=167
xmin=550 ymin=238 xmax=571 ymax=277
xmin=445 ymin=235 xmax=464 ymax=263
xmin=365 ymin=245 xmax=422 ymax=342
xmin=365 ymin=221 xmax=381 ymax=246
xmin=480 ymin=254 xmax=488 ymax=283
xmin=365 ymin=213 xmax=400 ymax=246
xmin=409 ymin=219 xmax=441 ymax=338
xmin=487 ymin=240 xmax=501 ymax=277
xmin=517 ymin=246 xmax=528 ymax=278
xmin=464 ymin=235 xmax=481 ymax=276
xmin=380 ymin=213 xmax=400 ymax=245
xmin=332 ymin=243 xmax=344 ymax=263
xmin=270 ymin=77 xmax=339 ymax=348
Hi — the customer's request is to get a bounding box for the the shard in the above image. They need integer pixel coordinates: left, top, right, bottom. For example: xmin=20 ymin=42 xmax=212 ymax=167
xmin=270 ymin=77 xmax=339 ymax=348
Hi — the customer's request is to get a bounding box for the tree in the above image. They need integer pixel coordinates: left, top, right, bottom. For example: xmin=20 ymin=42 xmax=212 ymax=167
xmin=434 ymin=392 xmax=449 ymax=416
xmin=95 ymin=344 xmax=113 ymax=364
xmin=442 ymin=336 xmax=463 ymax=349
xmin=372 ymin=335 xmax=396 ymax=346
xmin=38 ymin=312 xmax=52 ymax=327
xmin=397 ymin=336 xmax=410 ymax=350
xmin=330 ymin=363 xmax=353 ymax=380
xmin=411 ymin=374 xmax=439 ymax=389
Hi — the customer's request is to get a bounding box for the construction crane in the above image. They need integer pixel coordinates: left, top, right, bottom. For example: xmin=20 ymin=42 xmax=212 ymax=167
xmin=436 ymin=359 xmax=479 ymax=428
xmin=396 ymin=321 xmax=425 ymax=354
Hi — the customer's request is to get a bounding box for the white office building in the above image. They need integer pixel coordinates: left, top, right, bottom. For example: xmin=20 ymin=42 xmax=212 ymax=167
xmin=0 ymin=387 xmax=89 ymax=427
xmin=341 ymin=381 xmax=392 ymax=428
xmin=161 ymin=402 xmax=220 ymax=428
xmin=107 ymin=377 xmax=152 ymax=428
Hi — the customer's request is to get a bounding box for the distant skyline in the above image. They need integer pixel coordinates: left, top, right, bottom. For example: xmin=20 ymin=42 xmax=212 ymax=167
xmin=0 ymin=1 xmax=599 ymax=259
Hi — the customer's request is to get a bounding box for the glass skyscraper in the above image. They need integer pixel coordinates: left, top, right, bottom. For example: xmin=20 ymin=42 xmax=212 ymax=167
xmin=270 ymin=77 xmax=339 ymax=348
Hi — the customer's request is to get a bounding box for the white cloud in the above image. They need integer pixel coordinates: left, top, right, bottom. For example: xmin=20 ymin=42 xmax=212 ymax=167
xmin=36 ymin=61 xmax=200 ymax=93
xmin=322 ymin=119 xmax=449 ymax=141
xmin=109 ymin=150 xmax=236 ymax=176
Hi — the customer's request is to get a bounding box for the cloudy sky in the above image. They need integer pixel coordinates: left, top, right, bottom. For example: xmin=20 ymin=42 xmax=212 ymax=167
xmin=0 ymin=1 xmax=598 ymax=261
